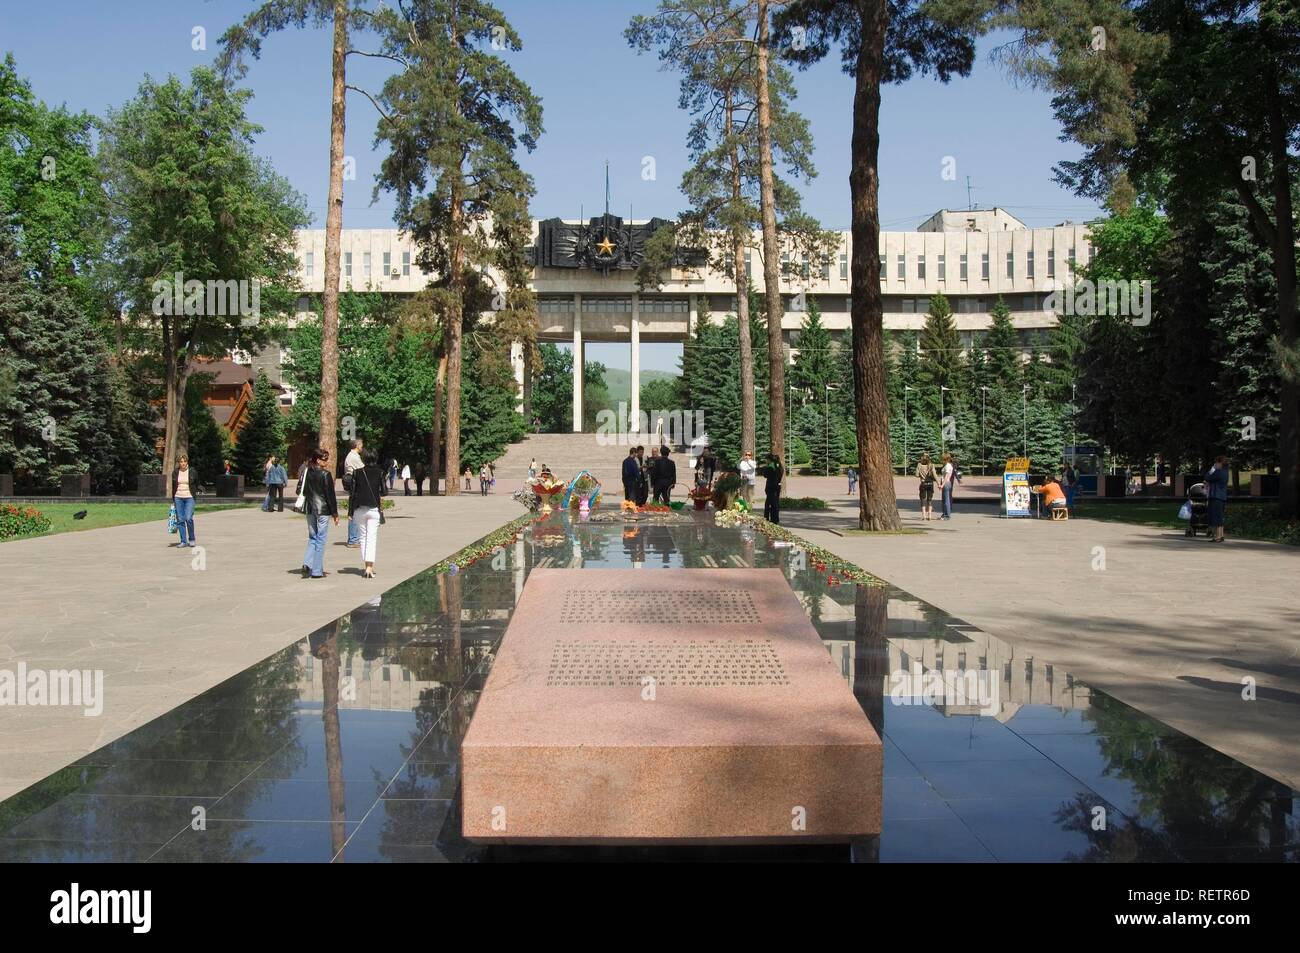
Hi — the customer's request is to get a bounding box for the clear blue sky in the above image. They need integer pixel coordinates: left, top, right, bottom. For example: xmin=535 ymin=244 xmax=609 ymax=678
xmin=2 ymin=0 xmax=1101 ymax=372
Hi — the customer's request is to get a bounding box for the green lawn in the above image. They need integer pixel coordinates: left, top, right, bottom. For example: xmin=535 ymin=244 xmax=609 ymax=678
xmin=1078 ymin=499 xmax=1300 ymax=545
xmin=2 ymin=502 xmax=254 ymax=542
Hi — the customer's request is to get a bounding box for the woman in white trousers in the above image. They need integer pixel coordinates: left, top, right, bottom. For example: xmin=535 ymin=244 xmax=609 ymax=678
xmin=347 ymin=448 xmax=387 ymax=578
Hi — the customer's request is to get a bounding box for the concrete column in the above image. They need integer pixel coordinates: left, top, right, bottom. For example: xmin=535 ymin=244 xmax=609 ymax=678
xmin=572 ymin=293 xmax=583 ymax=432
xmin=688 ymin=293 xmax=698 ymax=335
xmin=510 ymin=340 xmax=525 ymax=414
xmin=630 ymin=292 xmax=641 ymax=432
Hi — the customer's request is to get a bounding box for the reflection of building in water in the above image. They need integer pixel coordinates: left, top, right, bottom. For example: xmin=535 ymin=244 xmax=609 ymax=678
xmin=814 ymin=592 xmax=1092 ymax=719
xmin=297 ymin=642 xmax=442 ymax=711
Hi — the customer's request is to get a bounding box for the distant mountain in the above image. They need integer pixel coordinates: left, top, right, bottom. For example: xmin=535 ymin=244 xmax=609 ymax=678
xmin=601 ymin=368 xmax=678 ymax=406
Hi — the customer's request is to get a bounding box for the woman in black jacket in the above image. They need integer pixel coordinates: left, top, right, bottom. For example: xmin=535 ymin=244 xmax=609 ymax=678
xmin=301 ymin=448 xmax=339 ymax=579
xmin=348 ymin=448 xmax=388 ymax=578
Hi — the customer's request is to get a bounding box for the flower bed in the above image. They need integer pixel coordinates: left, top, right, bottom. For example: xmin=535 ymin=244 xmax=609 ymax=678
xmin=432 ymin=514 xmax=542 ymax=574
xmin=0 ymin=504 xmax=52 ymax=540
xmin=714 ymin=511 xmax=883 ymax=585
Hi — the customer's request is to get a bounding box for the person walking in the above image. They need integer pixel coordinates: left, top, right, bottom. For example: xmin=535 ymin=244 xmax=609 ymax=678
xmin=1205 ymin=454 xmax=1229 ymax=542
xmin=401 ymin=462 xmax=412 ymax=496
xmin=343 ymin=439 xmax=364 ymax=549
xmin=170 ymin=455 xmax=198 ymax=548
xmin=528 ymin=458 xmax=538 ymax=481
xmin=414 ymin=462 xmax=425 ymax=496
xmin=265 ymin=456 xmax=287 ymax=513
xmin=479 ymin=463 xmax=491 ymax=496
xmin=916 ymin=453 xmax=938 ymax=521
xmin=738 ymin=451 xmax=757 ymax=506
xmin=847 ymin=466 xmax=858 ymax=495
xmin=651 ymin=446 xmax=676 ymax=505
xmin=463 ymin=466 xmax=473 ymax=492
xmin=758 ymin=453 xmax=784 ymax=524
xmin=939 ymin=451 xmax=956 ymax=520
xmin=301 ymin=448 xmax=339 ymax=579
xmin=349 ymin=448 xmax=387 ymax=578
xmin=622 ymin=447 xmax=640 ymax=502
xmin=388 ymin=458 xmax=398 ymax=491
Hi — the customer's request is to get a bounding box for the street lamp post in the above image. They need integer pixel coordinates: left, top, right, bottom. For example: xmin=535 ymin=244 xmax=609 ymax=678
xmin=939 ymin=385 xmax=949 ymax=453
xmin=824 ymin=383 xmax=837 ymax=476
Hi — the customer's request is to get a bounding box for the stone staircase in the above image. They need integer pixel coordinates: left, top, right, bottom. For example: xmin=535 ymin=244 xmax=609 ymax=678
xmin=488 ymin=432 xmax=645 ymax=489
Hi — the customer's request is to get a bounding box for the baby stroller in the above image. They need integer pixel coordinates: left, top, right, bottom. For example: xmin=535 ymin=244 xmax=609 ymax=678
xmin=1183 ymin=482 xmax=1209 ymax=537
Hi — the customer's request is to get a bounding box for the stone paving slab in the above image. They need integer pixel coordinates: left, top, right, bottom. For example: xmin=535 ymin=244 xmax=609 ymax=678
xmin=784 ymin=497 xmax=1300 ymax=789
xmin=0 ymin=494 xmax=520 ymax=801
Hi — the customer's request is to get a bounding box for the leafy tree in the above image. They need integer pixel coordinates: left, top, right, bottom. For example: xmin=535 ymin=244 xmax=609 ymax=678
xmin=371 ymin=0 xmax=543 ymax=494
xmin=639 ymin=376 xmax=684 ymax=415
xmin=775 ymin=0 xmax=984 ymax=529
xmin=459 ymin=337 xmax=525 ymax=468
xmin=233 ymin=371 xmax=285 ymax=483
xmin=531 ymin=343 xmax=608 ymax=434
xmin=98 ymin=67 xmax=306 ymax=492
xmin=183 ymin=376 xmax=226 ymax=487
xmin=997 ymin=0 xmax=1300 ymax=514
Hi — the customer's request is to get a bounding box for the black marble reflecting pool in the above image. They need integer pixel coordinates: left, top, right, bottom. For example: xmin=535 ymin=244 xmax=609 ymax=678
xmin=1 ymin=512 xmax=1295 ymax=862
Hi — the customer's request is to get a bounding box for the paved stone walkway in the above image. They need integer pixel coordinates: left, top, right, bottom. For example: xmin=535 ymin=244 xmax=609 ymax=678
xmin=0 ymin=493 xmax=520 ymax=800
xmin=784 ymin=497 xmax=1300 ymax=789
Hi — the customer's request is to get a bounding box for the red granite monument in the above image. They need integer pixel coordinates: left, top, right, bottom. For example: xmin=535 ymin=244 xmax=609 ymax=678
xmin=461 ymin=568 xmax=882 ymax=844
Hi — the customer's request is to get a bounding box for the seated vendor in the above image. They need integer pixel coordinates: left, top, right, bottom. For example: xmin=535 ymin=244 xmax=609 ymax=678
xmin=1032 ymin=476 xmax=1068 ymax=514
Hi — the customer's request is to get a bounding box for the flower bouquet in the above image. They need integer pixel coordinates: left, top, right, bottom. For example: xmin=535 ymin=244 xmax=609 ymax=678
xmin=688 ymin=485 xmax=714 ymax=511
xmin=530 ymin=476 xmax=566 ymax=514
xmin=568 ymin=473 xmax=600 ymax=516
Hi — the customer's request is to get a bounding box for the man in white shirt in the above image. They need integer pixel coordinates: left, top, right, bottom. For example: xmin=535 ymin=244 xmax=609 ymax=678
xmin=738 ymin=451 xmax=757 ymax=505
xmin=401 ymin=462 xmax=412 ymax=496
xmin=344 ymin=439 xmax=364 ymax=547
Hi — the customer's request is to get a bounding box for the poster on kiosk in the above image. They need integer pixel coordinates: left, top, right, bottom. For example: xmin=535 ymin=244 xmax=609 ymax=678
xmin=1003 ymin=457 xmax=1031 ymax=517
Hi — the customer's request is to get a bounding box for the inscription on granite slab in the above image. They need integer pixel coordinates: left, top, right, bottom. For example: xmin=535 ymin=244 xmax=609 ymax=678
xmin=546 ymin=638 xmax=789 ymax=687
xmin=558 ymin=589 xmax=761 ymax=625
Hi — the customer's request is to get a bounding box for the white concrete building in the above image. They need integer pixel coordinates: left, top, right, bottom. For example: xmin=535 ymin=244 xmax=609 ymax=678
xmin=289 ymin=208 xmax=1094 ymax=432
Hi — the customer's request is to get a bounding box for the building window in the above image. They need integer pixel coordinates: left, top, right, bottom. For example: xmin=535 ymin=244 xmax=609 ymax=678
xmin=304 ymin=252 xmax=314 ymax=279
xmin=641 ymin=298 xmax=689 ymax=313
xmin=820 ymin=256 xmax=830 ymax=280
xmin=959 ymin=253 xmax=968 ymax=281
xmin=537 ymin=297 xmax=574 ymax=313
xmin=1068 ymin=246 xmax=1076 ymax=269
xmin=981 ymin=253 xmax=989 ymax=280
xmin=363 ymin=252 xmax=371 ymax=278
xmin=840 ymin=253 xmax=848 ymax=279
xmin=801 ymin=257 xmax=810 ymax=280
xmin=1047 ymin=249 xmax=1055 ymax=278
xmin=744 ymin=251 xmax=752 ymax=277
xmin=344 ymin=252 xmax=352 ymax=279
xmin=918 ymin=255 xmax=926 ymax=281
xmin=582 ymin=297 xmax=632 ymax=313
xmin=1026 ymin=251 xmax=1034 ymax=279
xmin=897 ymin=254 xmax=905 ymax=281
xmin=780 ymin=251 xmax=791 ymax=276
xmin=1005 ymin=251 xmax=1014 ymax=279
xmin=879 ymin=253 xmax=886 ymax=279
xmin=938 ymin=254 xmax=946 ymax=281
xmin=402 ymin=251 xmax=411 ymax=276
xmin=383 ymin=251 xmax=391 ymax=275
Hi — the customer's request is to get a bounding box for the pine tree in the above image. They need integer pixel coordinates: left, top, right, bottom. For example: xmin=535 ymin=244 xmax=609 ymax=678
xmin=234 ymin=371 xmax=284 ymax=483
xmin=184 ymin=376 xmax=224 ymax=487
xmin=917 ymin=291 xmax=962 ymax=420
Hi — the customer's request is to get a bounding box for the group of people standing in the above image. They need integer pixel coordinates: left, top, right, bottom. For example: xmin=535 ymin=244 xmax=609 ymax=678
xmin=622 ymin=445 xmax=679 ymax=505
xmin=297 ymin=438 xmax=387 ymax=579
xmin=463 ymin=462 xmax=496 ymax=495
xmin=915 ymin=452 xmax=958 ymax=521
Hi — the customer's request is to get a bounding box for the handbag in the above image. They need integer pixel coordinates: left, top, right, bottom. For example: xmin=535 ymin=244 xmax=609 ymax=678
xmin=167 ymin=504 xmax=179 ymax=534
xmin=1178 ymin=501 xmax=1192 ymax=521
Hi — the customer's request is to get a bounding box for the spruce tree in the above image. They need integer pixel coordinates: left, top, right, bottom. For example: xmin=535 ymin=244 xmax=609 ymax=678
xmin=789 ymin=296 xmax=834 ymax=406
xmin=234 ymin=371 xmax=285 ymax=483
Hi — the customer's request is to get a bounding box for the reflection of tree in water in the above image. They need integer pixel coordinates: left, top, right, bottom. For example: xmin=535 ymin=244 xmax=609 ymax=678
xmin=1053 ymin=693 xmax=1294 ymax=862
xmin=853 ymin=584 xmax=889 ymax=737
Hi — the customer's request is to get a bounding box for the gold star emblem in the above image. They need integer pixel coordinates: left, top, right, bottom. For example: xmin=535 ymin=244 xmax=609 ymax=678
xmin=595 ymin=235 xmax=616 ymax=256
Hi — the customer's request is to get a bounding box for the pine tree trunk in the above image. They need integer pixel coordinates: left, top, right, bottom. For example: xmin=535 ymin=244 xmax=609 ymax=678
xmin=431 ymin=353 xmax=446 ymax=495
xmin=445 ymin=196 xmax=464 ymax=497
xmin=727 ymin=98 xmax=755 ymax=458
xmin=849 ymin=0 xmax=901 ymax=531
xmin=1268 ymin=88 xmax=1298 ymax=519
xmin=756 ymin=0 xmax=785 ymax=477
xmin=318 ymin=0 xmax=347 ymax=466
